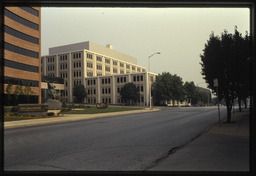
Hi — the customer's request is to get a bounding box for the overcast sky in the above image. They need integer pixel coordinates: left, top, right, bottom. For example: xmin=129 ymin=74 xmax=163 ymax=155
xmin=41 ymin=7 xmax=250 ymax=89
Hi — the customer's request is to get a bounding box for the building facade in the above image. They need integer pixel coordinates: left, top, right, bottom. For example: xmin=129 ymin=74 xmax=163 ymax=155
xmin=85 ymin=72 xmax=157 ymax=106
xmin=41 ymin=41 xmax=151 ymax=104
xmin=3 ymin=6 xmax=41 ymax=105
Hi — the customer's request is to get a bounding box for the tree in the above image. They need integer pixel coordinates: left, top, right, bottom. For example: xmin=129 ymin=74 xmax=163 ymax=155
xmin=73 ymin=84 xmax=87 ymax=103
xmin=152 ymin=72 xmax=186 ymax=106
xmin=23 ymin=84 xmax=35 ymax=103
xmin=120 ymin=83 xmax=140 ymax=105
xmin=183 ymin=81 xmax=198 ymax=105
xmin=13 ymin=85 xmax=23 ymax=105
xmin=200 ymin=27 xmax=251 ymax=123
xmin=6 ymin=82 xmax=13 ymax=106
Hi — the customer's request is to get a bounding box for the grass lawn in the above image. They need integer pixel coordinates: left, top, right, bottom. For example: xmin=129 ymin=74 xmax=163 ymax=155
xmin=62 ymin=106 xmax=144 ymax=114
xmin=4 ymin=116 xmax=32 ymax=122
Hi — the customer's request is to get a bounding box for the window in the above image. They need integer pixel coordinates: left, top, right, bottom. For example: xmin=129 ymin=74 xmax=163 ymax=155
xmin=19 ymin=6 xmax=39 ymax=16
xmin=102 ymin=79 xmax=104 ymax=84
xmin=87 ymin=62 xmax=93 ymax=68
xmin=117 ymin=77 xmax=119 ymax=83
xmin=105 ymin=79 xmax=107 ymax=84
xmin=113 ymin=60 xmax=117 ymax=65
xmin=108 ymin=88 xmax=111 ymax=94
xmin=133 ymin=76 xmax=136 ymax=82
xmin=97 ymin=56 xmax=102 ymax=62
xmin=87 ymin=53 xmax=93 ymax=59
xmin=141 ymin=75 xmax=143 ymax=81
xmin=4 ymin=59 xmax=39 ymax=73
xmin=94 ymin=89 xmax=96 ymax=94
xmin=132 ymin=66 xmax=135 ymax=71
xmin=94 ymin=79 xmax=96 ymax=85
xmin=137 ymin=68 xmax=141 ymax=72
xmin=105 ymin=66 xmax=110 ymax=72
xmin=4 ymin=42 xmax=38 ymax=58
xmin=126 ymin=65 xmax=130 ymax=69
xmin=124 ymin=77 xmax=126 ymax=83
xmin=102 ymin=89 xmax=104 ymax=94
xmin=117 ymin=87 xmax=120 ymax=93
xmin=120 ymin=70 xmax=124 ymax=74
xmin=4 ymin=76 xmax=39 ymax=87
xmin=4 ymin=9 xmax=39 ymax=30
xmin=113 ymin=69 xmax=117 ymax=73
xmin=97 ymin=65 xmax=102 ymax=70
xmin=121 ymin=77 xmax=123 ymax=83
xmin=4 ymin=25 xmax=39 ymax=44
xmin=141 ymin=86 xmax=144 ymax=92
xmin=137 ymin=76 xmax=140 ymax=81
xmin=120 ymin=62 xmax=124 ymax=67
xmin=105 ymin=58 xmax=110 ymax=64
xmin=108 ymin=78 xmax=110 ymax=84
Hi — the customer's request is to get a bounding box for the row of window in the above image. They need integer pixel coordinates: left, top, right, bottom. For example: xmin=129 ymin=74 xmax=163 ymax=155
xmin=60 ymin=72 xmax=68 ymax=79
xmin=74 ymin=71 xmax=81 ymax=77
xmin=102 ymin=98 xmax=111 ymax=104
xmin=87 ymin=79 xmax=96 ymax=86
xmin=117 ymin=77 xmax=127 ymax=83
xmin=4 ymin=25 xmax=39 ymax=44
xmin=4 ymin=76 xmax=39 ymax=87
xmin=60 ymin=63 xmax=68 ymax=70
xmin=74 ymin=80 xmax=81 ymax=86
xmin=105 ymin=58 xmax=110 ymax=64
xmin=87 ymin=62 xmax=93 ymax=68
xmin=133 ymin=75 xmax=144 ymax=82
xmin=97 ymin=65 xmax=102 ymax=70
xmin=105 ymin=66 xmax=110 ymax=72
xmin=102 ymin=88 xmax=111 ymax=94
xmin=62 ymin=90 xmax=68 ymax=97
xmin=4 ymin=59 xmax=39 ymax=73
xmin=47 ymin=56 xmax=55 ymax=63
xmin=102 ymin=78 xmax=111 ymax=85
xmin=48 ymin=65 xmax=54 ymax=71
xmin=88 ymin=98 xmax=96 ymax=104
xmin=96 ymin=56 xmax=102 ymax=62
xmin=4 ymin=9 xmax=39 ymax=30
xmin=74 ymin=62 xmax=81 ymax=68
xmin=73 ymin=52 xmax=82 ymax=59
xmin=87 ymin=72 xmax=93 ymax=77
xmin=59 ymin=55 xmax=68 ymax=61
xmin=87 ymin=53 xmax=93 ymax=59
xmin=19 ymin=6 xmax=39 ymax=16
xmin=5 ymin=42 xmax=39 ymax=59
xmin=88 ymin=89 xmax=96 ymax=95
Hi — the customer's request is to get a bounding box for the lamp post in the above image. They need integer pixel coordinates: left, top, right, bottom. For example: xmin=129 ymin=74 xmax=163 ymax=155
xmin=148 ymin=52 xmax=161 ymax=110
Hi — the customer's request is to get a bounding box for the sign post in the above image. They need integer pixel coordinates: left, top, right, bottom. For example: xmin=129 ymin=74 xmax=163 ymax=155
xmin=214 ymin=78 xmax=221 ymax=126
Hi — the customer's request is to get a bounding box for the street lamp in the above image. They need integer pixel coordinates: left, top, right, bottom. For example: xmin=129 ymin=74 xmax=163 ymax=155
xmin=148 ymin=52 xmax=161 ymax=110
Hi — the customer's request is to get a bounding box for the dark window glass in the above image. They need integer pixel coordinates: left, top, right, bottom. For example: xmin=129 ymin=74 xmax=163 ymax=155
xmin=4 ymin=59 xmax=39 ymax=73
xmin=94 ymin=79 xmax=96 ymax=85
xmin=4 ymin=42 xmax=38 ymax=58
xmin=102 ymin=79 xmax=104 ymax=84
xmin=4 ymin=9 xmax=39 ymax=30
xmin=105 ymin=79 xmax=107 ymax=84
xmin=19 ymin=6 xmax=39 ymax=16
xmin=117 ymin=77 xmax=119 ymax=83
xmin=4 ymin=76 xmax=39 ymax=87
xmin=4 ymin=25 xmax=39 ymax=44
xmin=137 ymin=76 xmax=139 ymax=81
xmin=108 ymin=78 xmax=110 ymax=84
xmin=141 ymin=75 xmax=143 ymax=81
xmin=133 ymin=76 xmax=136 ymax=82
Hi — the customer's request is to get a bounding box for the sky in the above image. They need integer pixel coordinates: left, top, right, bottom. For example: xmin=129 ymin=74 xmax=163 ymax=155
xmin=41 ymin=7 xmax=250 ymax=89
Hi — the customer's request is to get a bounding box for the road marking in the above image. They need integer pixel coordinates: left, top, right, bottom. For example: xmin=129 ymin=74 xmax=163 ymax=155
xmin=175 ymin=120 xmax=190 ymax=126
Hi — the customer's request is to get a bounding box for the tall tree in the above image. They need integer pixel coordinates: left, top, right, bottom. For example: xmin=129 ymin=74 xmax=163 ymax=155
xmin=200 ymin=27 xmax=251 ymax=122
xmin=120 ymin=83 xmax=140 ymax=105
xmin=6 ymin=82 xmax=13 ymax=106
xmin=13 ymin=85 xmax=23 ymax=105
xmin=23 ymin=84 xmax=35 ymax=104
xmin=152 ymin=72 xmax=186 ymax=106
xmin=73 ymin=84 xmax=87 ymax=103
xmin=183 ymin=81 xmax=198 ymax=105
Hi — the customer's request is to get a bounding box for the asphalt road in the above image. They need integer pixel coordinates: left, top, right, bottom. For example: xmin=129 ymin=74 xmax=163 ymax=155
xmin=4 ymin=106 xmax=226 ymax=171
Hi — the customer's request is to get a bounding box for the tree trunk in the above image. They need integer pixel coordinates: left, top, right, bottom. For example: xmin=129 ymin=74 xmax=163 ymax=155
xmin=226 ymin=98 xmax=233 ymax=123
xmin=243 ymin=98 xmax=247 ymax=109
xmin=238 ymin=98 xmax=242 ymax=112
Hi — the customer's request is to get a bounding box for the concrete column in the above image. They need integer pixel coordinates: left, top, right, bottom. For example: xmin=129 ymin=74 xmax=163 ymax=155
xmin=92 ymin=54 xmax=97 ymax=76
xmin=102 ymin=57 xmax=105 ymax=76
xmin=112 ymin=75 xmax=116 ymax=104
xmin=97 ymin=77 xmax=101 ymax=103
xmin=68 ymin=53 xmax=73 ymax=102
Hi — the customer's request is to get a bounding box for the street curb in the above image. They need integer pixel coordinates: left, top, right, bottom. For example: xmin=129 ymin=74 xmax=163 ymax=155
xmin=4 ymin=109 xmax=161 ymax=129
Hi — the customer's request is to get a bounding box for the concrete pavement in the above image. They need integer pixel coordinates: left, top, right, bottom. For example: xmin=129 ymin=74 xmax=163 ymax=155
xmin=4 ymin=108 xmax=160 ymax=129
xmin=148 ymin=109 xmax=250 ymax=171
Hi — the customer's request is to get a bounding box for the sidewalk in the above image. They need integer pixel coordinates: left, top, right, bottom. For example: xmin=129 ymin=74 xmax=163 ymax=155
xmin=149 ymin=109 xmax=249 ymax=171
xmin=4 ymin=108 xmax=160 ymax=129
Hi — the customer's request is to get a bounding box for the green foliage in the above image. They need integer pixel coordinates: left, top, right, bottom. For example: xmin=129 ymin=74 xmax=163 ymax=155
xmin=120 ymin=83 xmax=140 ymax=105
xmin=47 ymin=112 xmax=55 ymax=116
xmin=152 ymin=72 xmax=186 ymax=106
xmin=200 ymin=26 xmax=251 ymax=122
xmin=73 ymin=84 xmax=87 ymax=103
xmin=11 ymin=106 xmax=19 ymax=112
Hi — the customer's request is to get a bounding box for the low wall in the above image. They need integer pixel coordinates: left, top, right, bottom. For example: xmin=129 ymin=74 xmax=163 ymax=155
xmin=18 ymin=104 xmax=48 ymax=116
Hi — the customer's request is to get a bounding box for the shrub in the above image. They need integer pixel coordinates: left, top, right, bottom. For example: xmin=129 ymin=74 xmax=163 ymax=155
xmin=11 ymin=106 xmax=19 ymax=112
xmin=47 ymin=112 xmax=55 ymax=116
